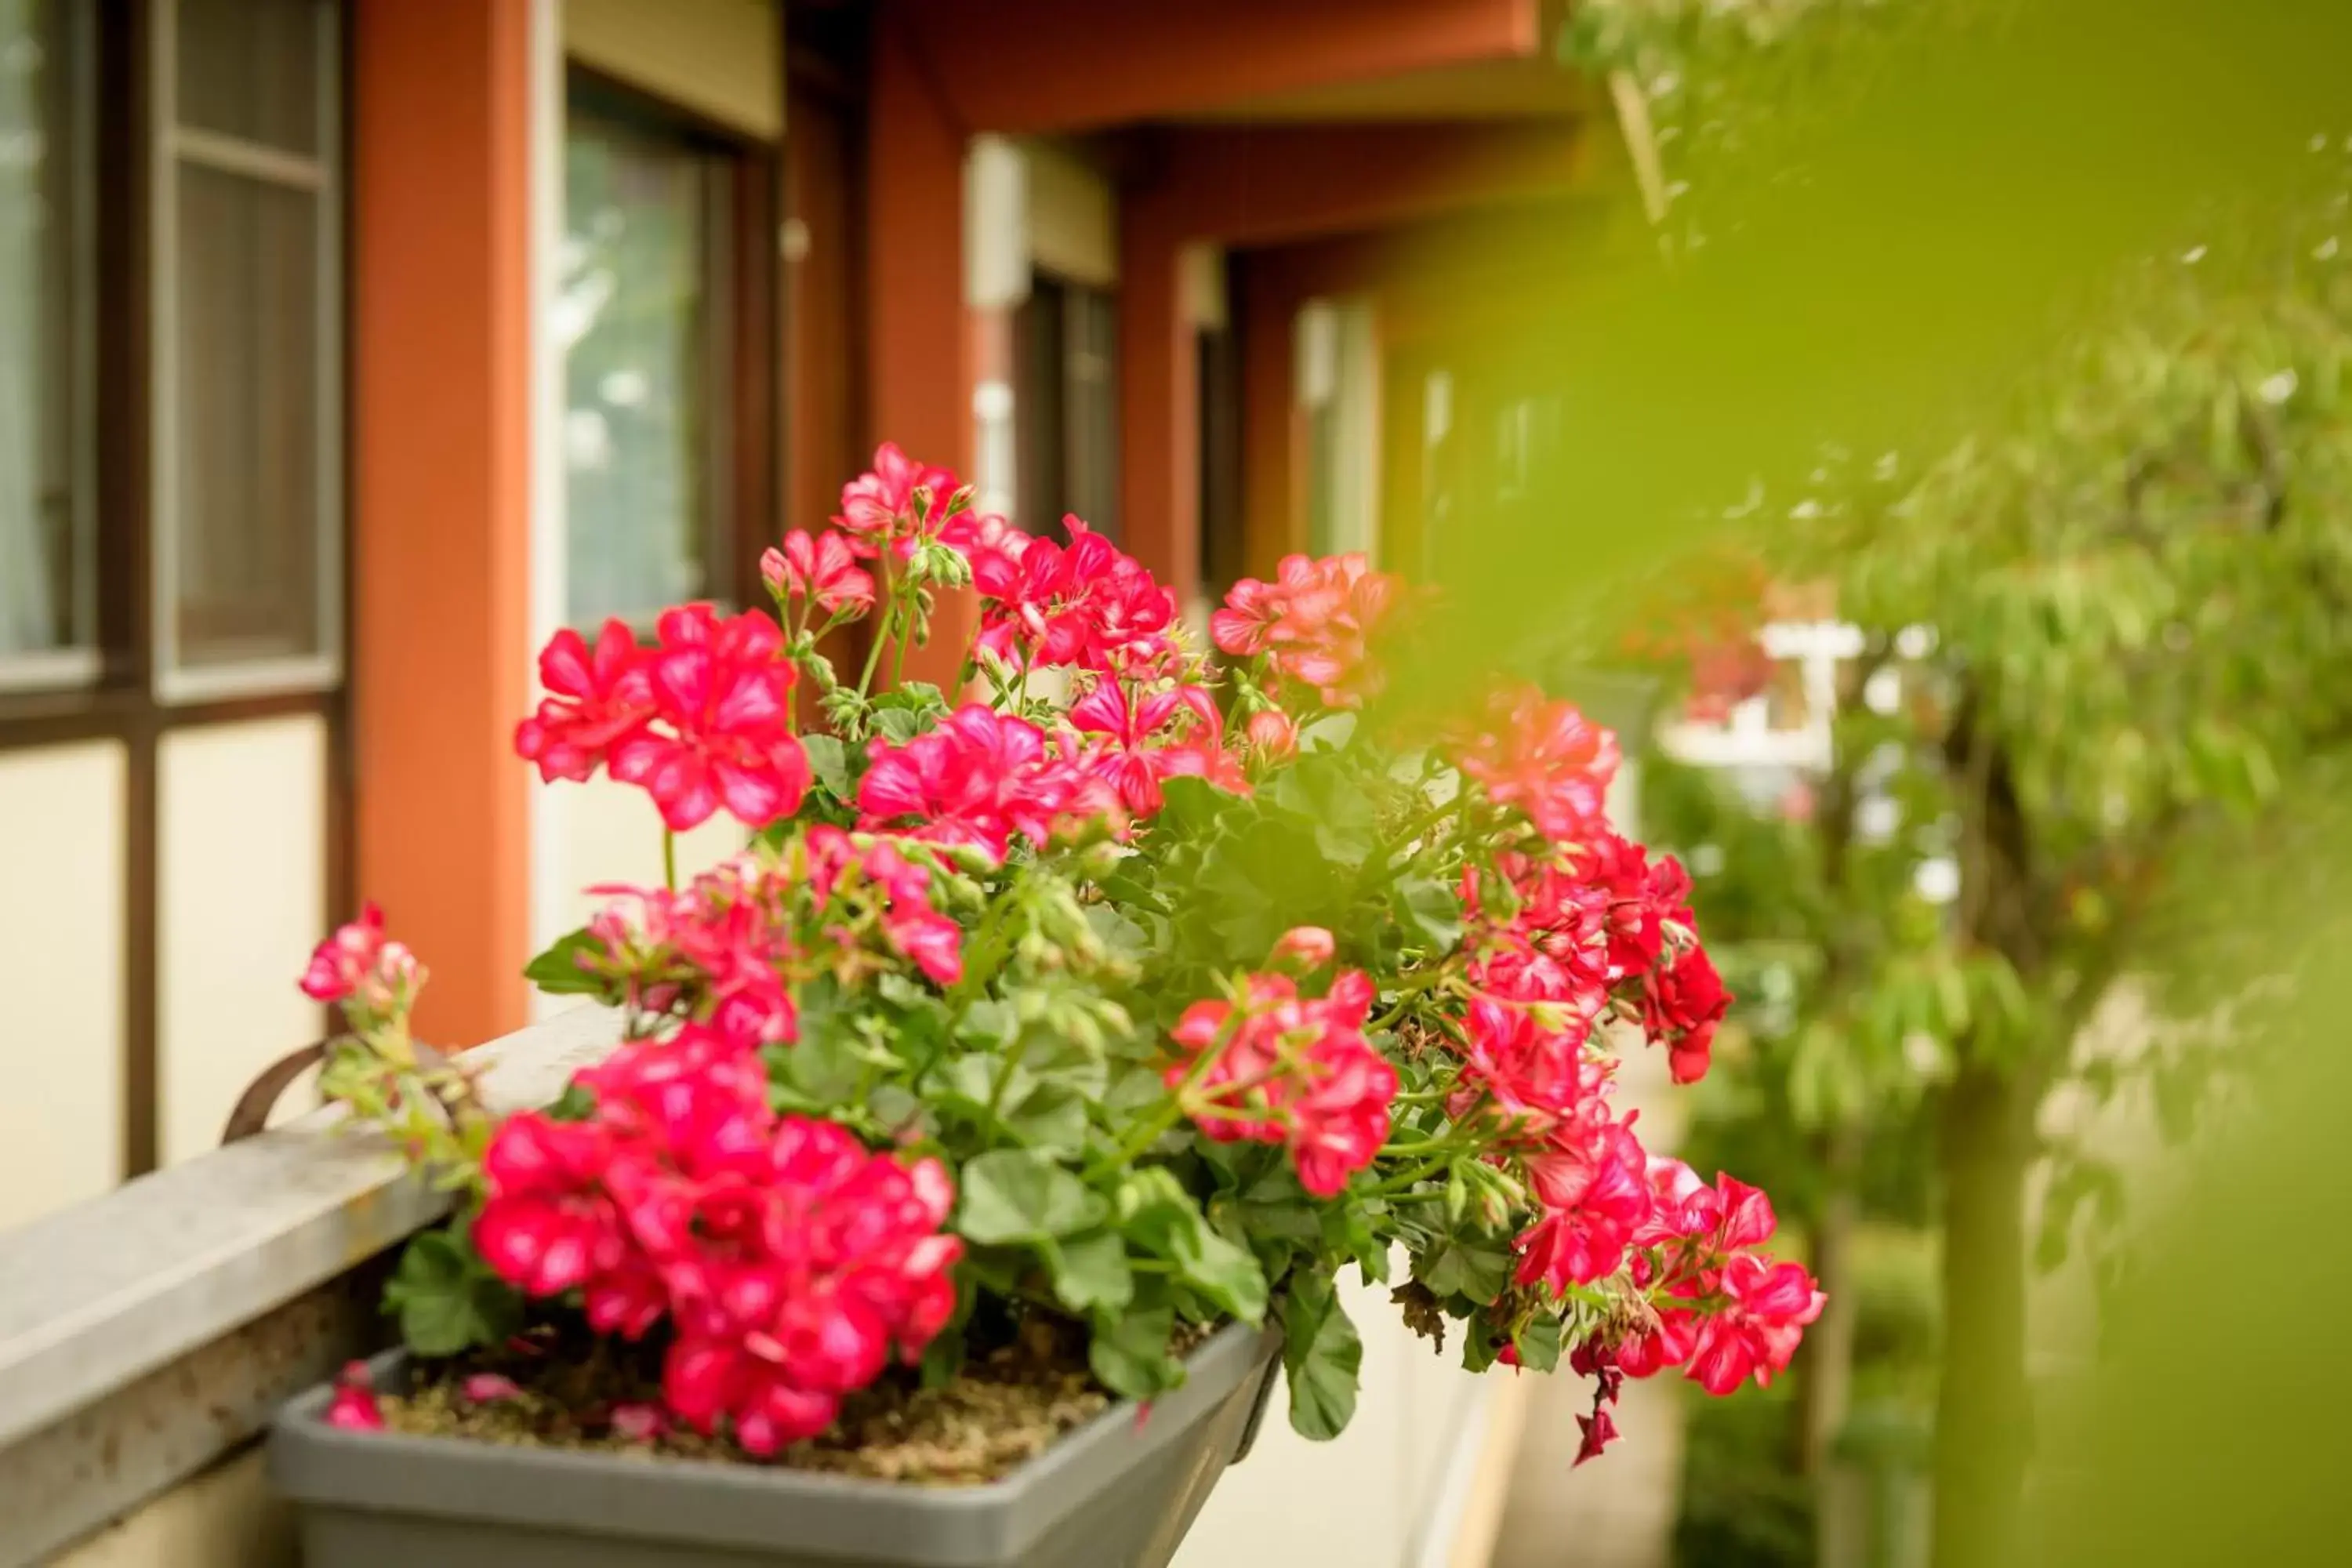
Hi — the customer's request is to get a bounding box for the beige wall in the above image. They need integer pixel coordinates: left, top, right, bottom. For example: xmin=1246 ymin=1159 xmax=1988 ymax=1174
xmin=1174 ymin=1269 xmax=1500 ymax=1568
xmin=0 ymin=742 xmax=127 ymax=1232
xmin=157 ymin=716 xmax=330 ymax=1164
xmin=535 ymin=778 xmax=745 ymax=1020
xmin=53 ymin=1450 xmax=293 ymax=1568
xmin=562 ymin=0 xmax=781 ymax=138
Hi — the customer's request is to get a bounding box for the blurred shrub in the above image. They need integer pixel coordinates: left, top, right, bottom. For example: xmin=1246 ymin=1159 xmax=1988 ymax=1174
xmin=1673 ymin=1375 xmax=1815 ymax=1568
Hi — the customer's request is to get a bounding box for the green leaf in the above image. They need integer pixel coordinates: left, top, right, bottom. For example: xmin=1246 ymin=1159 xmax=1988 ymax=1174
xmin=872 ymin=683 xmax=949 ymax=745
xmin=1089 ymin=1305 xmax=1184 ymax=1402
xmin=767 ymin=990 xmax=867 ymax=1108
xmin=383 ymin=1226 xmax=520 ymax=1357
xmin=956 ymin=1149 xmax=1109 ymax=1244
xmin=874 ymin=706 xmax=935 ymax=745
xmin=1415 ymin=1229 xmax=1512 ymax=1305
xmin=936 ymin=1056 xmax=1091 ymax=1155
xmin=956 ymin=999 xmax=1019 ymax=1049
xmin=1118 ymin=1169 xmax=1270 ymax=1323
xmin=1158 ymin=775 xmax=1240 ymax=835
xmin=1046 ymin=1229 xmax=1134 ymax=1314
xmin=1511 ymin=1312 xmax=1565 ymax=1374
xmin=521 ymin=927 xmax=606 ymax=996
xmin=546 ymin=1081 xmax=597 ymax=1123
xmin=1282 ymin=1274 xmax=1363 ymax=1441
xmin=1392 ymin=877 xmax=1465 ymax=954
xmin=802 ymin=732 xmax=851 ymax=800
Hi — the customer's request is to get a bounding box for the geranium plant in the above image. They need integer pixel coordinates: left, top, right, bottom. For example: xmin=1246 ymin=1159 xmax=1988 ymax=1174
xmin=306 ymin=443 xmax=1819 ymax=1469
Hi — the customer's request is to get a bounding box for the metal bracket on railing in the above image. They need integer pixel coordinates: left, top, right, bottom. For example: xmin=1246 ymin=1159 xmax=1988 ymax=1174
xmin=220 ymin=1041 xmax=331 ymax=1146
xmin=220 ymin=1040 xmax=457 ymax=1146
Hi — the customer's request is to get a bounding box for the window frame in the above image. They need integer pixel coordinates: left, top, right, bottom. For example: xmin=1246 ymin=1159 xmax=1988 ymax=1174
xmin=147 ymin=0 xmax=344 ymax=704
xmin=0 ymin=0 xmax=357 ymax=1187
xmin=0 ymin=0 xmax=103 ymax=694
xmin=559 ymin=64 xmax=778 ymax=633
xmin=1014 ymin=269 xmax=1121 ymax=542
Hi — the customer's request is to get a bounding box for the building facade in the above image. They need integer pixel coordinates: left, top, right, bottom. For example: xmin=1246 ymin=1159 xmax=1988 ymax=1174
xmin=2 ymin=0 xmax=1609 ymax=1226
xmin=0 ymin=4 xmax=1647 ymax=1560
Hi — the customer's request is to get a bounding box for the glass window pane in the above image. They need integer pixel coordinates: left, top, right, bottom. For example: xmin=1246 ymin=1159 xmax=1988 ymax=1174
xmin=0 ymin=0 xmax=89 ymax=672
xmin=562 ymin=104 xmax=716 ymax=628
xmin=1064 ymin=284 xmax=1119 ymax=539
xmin=176 ymin=0 xmax=319 ymax=155
xmin=171 ymin=164 xmax=321 ymax=668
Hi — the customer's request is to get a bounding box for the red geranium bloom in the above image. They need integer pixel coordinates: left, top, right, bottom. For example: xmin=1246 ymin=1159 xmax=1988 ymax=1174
xmin=974 ymin=520 xmax=1180 ymax=676
xmin=609 ymin=604 xmax=811 ymax=833
xmin=1682 ymin=1254 xmax=1826 ymax=1395
xmin=762 ymin=529 xmax=875 ymax=619
xmin=1210 ymin=552 xmax=1403 ymax=708
xmin=326 ymin=1362 xmax=385 ymax=1432
xmin=835 ymin=441 xmax=961 ymax=561
xmin=1644 ymin=944 xmax=1730 ymax=1085
xmin=1167 ymin=971 xmax=1397 ymax=1197
xmin=515 ymin=619 xmax=655 ymax=783
xmin=857 ymin=704 xmax=1116 ymax=863
xmin=1515 ymin=1113 xmax=1653 ymax=1294
xmin=1451 ymin=684 xmax=1621 ymax=843
xmin=481 ymin=1032 xmax=961 ymax=1456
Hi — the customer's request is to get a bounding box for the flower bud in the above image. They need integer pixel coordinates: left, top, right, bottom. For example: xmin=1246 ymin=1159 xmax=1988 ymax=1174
xmin=759 ymin=546 xmax=789 ymax=599
xmin=1267 ymin=925 xmax=1337 ymax=974
xmin=1244 ymin=709 xmax=1298 ymax=762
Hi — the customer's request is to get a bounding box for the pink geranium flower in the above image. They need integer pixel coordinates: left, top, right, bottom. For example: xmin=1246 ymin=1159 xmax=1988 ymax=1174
xmin=1167 ymin=970 xmax=1398 ymax=1197
xmin=515 ymin=619 xmax=655 ymax=783
xmin=1450 ymin=684 xmax=1621 ymax=844
xmin=608 ymin=604 xmax=811 ymax=833
xmin=763 ymin=529 xmax=876 ymax=619
xmin=1211 ymin=553 xmax=1404 ymax=708
xmin=326 ymin=1361 xmax=385 ymax=1432
xmin=973 ymin=521 xmax=1180 ymax=677
xmin=835 ymin=442 xmax=964 ymax=562
xmin=857 ymin=704 xmax=1117 ymax=863
xmin=299 ymin=903 xmax=424 ymax=1024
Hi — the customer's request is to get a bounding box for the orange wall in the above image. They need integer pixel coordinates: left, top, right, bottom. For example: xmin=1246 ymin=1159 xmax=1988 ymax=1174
xmin=898 ymin=0 xmax=1541 ymax=134
xmin=1120 ymin=120 xmax=1588 ymax=603
xmin=352 ymin=0 xmax=534 ymax=1048
xmin=868 ymin=2 xmax=976 ymax=688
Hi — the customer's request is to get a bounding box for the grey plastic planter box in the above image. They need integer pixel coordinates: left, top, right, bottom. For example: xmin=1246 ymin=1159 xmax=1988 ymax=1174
xmin=270 ymin=1322 xmax=1283 ymax=1568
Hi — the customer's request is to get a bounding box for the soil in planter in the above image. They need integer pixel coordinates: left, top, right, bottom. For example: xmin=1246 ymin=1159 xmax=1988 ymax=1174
xmin=376 ymin=1308 xmax=1213 ymax=1486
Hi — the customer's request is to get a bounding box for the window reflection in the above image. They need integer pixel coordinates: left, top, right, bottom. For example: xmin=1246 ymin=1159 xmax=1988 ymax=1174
xmin=0 ymin=0 xmax=89 ymax=677
xmin=562 ymin=100 xmax=724 ymax=629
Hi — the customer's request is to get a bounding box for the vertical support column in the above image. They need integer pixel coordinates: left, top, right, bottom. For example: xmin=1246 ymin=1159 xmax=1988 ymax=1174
xmin=352 ymin=0 xmax=534 ymax=1046
xmin=867 ymin=2 xmax=975 ymax=688
xmin=1239 ymin=250 xmax=1303 ymax=579
xmin=1118 ymin=201 xmax=1201 ymax=611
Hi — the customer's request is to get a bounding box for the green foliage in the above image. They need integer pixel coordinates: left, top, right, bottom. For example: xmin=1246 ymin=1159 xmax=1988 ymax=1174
xmin=1672 ymin=1375 xmax=1817 ymax=1568
xmin=521 ymin=927 xmax=609 ymax=997
xmin=384 ymin=1222 xmax=521 ymax=1358
xmin=1279 ymin=1272 xmax=1363 ymax=1441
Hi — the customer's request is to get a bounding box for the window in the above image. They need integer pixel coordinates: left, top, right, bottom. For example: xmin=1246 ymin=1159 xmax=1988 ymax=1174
xmin=1197 ymin=320 xmax=1244 ymax=598
xmin=1015 ymin=274 xmax=1120 ymax=540
xmin=1296 ymin=297 xmax=1378 ymax=561
xmin=156 ymin=0 xmax=339 ymax=692
xmin=0 ymin=0 xmax=93 ymax=687
xmin=561 ymin=83 xmax=740 ymax=628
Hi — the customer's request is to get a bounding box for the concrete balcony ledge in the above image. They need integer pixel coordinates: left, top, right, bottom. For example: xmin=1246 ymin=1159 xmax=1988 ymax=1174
xmin=0 ymin=1007 xmax=624 ymax=1567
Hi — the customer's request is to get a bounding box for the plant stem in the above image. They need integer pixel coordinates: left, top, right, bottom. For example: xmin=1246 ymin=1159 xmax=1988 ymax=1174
xmin=1367 ymin=1154 xmax=1454 ymax=1197
xmin=1377 ymin=1137 xmax=1462 ymax=1160
xmin=1089 ymin=1016 xmax=1236 ymax=1178
xmin=1355 ymin=795 xmax=1460 ymax=893
xmin=662 ymin=828 xmax=677 ymax=892
xmin=855 ymin=602 xmax=895 ymax=699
